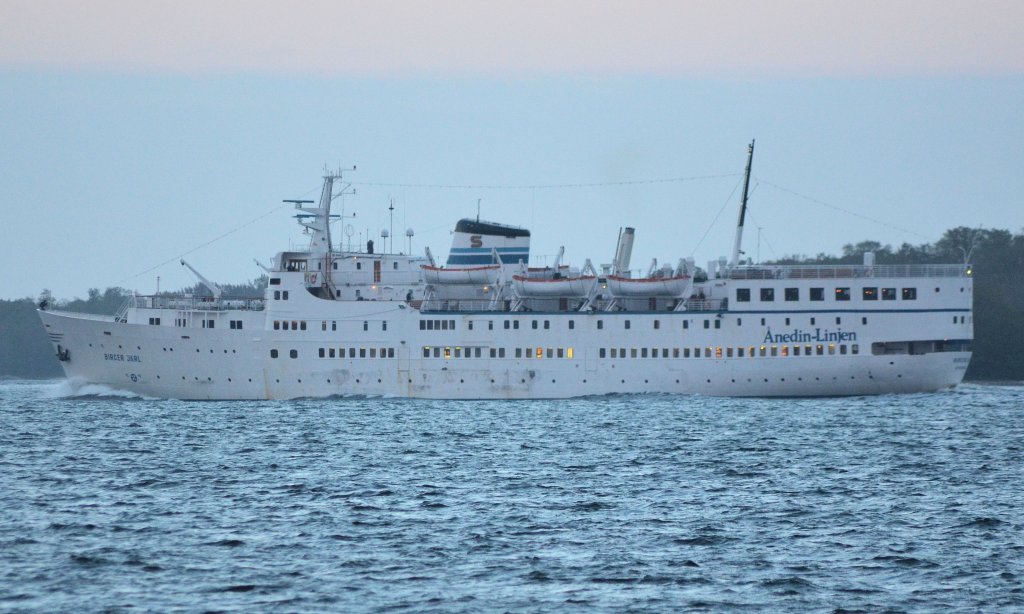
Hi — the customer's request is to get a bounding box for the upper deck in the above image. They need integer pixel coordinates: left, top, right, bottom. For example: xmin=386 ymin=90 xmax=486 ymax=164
xmin=725 ymin=263 xmax=970 ymax=280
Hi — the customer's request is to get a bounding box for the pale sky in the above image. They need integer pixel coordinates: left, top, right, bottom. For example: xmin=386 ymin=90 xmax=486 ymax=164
xmin=1 ymin=1 xmax=1022 ymax=299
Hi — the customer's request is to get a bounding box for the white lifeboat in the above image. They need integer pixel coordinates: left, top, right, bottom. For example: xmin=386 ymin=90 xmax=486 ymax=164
xmin=605 ymin=274 xmax=690 ymax=297
xmin=421 ymin=264 xmax=500 ymax=285
xmin=512 ymin=274 xmax=596 ymax=297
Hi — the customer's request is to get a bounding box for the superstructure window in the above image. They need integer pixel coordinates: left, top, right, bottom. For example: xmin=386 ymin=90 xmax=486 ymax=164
xmin=760 ymin=288 xmax=775 ymax=302
xmin=862 ymin=287 xmax=877 ymax=300
xmin=835 ymin=287 xmax=850 ymax=301
xmin=784 ymin=288 xmax=799 ymax=301
xmin=882 ymin=288 xmax=896 ymax=300
xmin=810 ymin=288 xmax=824 ymax=301
xmin=736 ymin=288 xmax=751 ymax=302
xmin=289 ymin=349 xmax=298 ymax=359
xmin=902 ymin=288 xmax=917 ymax=300
xmin=270 ymin=349 xmax=279 ymax=358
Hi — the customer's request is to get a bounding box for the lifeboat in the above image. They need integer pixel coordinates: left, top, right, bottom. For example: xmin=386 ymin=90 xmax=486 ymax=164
xmin=605 ymin=275 xmax=690 ymax=297
xmin=421 ymin=264 xmax=500 ymax=285
xmin=512 ymin=274 xmax=596 ymax=297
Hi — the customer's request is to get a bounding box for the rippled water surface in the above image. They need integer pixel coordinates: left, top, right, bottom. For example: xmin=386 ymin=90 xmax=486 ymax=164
xmin=1 ymin=380 xmax=1022 ymax=612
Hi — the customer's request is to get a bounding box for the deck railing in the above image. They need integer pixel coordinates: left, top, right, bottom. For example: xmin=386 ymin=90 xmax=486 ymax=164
xmin=128 ymin=295 xmax=266 ymax=311
xmin=726 ymin=264 xmax=969 ymax=280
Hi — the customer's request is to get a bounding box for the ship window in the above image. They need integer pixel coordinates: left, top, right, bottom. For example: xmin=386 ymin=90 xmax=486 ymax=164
xmin=863 ymin=287 xmax=878 ymax=300
xmin=749 ymin=346 xmax=755 ymax=357
xmin=319 ymin=348 xmax=325 ymax=358
xmin=726 ymin=347 xmax=733 ymax=358
xmin=544 ymin=320 xmax=550 ymax=330
xmin=487 ymin=320 xmax=494 ymax=330
xmin=360 ymin=348 xmax=367 ymax=358
xmin=683 ymin=320 xmax=689 ymax=329
xmin=498 ymin=348 xmax=505 ymax=358
xmin=504 ymin=320 xmax=510 ymax=329
xmin=805 ymin=344 xmax=812 ymax=355
xmin=631 ymin=348 xmax=638 ymax=358
xmin=902 ymin=287 xmax=917 ymax=300
xmin=716 ymin=347 xmax=723 ymax=358
xmin=761 ymin=318 xmax=766 ymax=326
xmin=611 ymin=348 xmax=618 ymax=358
xmin=770 ymin=345 xmax=777 ymax=357
xmin=568 ymin=320 xmax=575 ymax=330
xmin=356 ymin=262 xmax=361 ymax=270
xmin=705 ymin=347 xmax=712 ymax=358
xmin=781 ymin=345 xmax=789 ymax=357
xmin=597 ymin=320 xmax=604 ymax=330
xmin=673 ymin=348 xmax=679 ymax=358
xmin=289 ymin=349 xmax=298 ymax=359
xmin=423 ymin=347 xmax=430 ymax=357
xmin=828 ymin=343 xmax=836 ymax=355
xmin=567 ymin=348 xmax=574 ymax=359
xmin=371 ymin=348 xmax=378 ymax=358
xmin=329 ymin=348 xmax=336 ymax=358
xmin=653 ymin=320 xmax=660 ymax=330
xmin=270 ymin=349 xmax=278 ymax=358
xmin=852 ymin=344 xmax=859 ymax=354
xmin=785 ymin=317 xmax=790 ymax=326
xmin=281 ymin=291 xmax=289 ymax=300
xmin=816 ymin=344 xmax=824 ymax=355
xmin=269 ymin=278 xmax=281 ymax=285
xmin=882 ymin=288 xmax=896 ymax=300
xmin=515 ymin=348 xmax=522 ymax=358
xmin=468 ymin=321 xmax=474 ymax=331
xmin=363 ymin=321 xmax=369 ymax=331
xmin=420 ymin=320 xmax=426 ymax=330
xmin=449 ymin=320 xmax=455 ymax=330
xmin=300 ymin=321 xmax=307 ymax=330
xmin=433 ymin=347 xmax=440 ymax=358
xmin=810 ymin=317 xmax=816 ymax=325
xmin=382 ymin=321 xmax=387 ymax=331
xmin=349 ymin=348 xmax=356 ymax=358
xmin=600 ymin=348 xmax=607 ymax=358
xmin=760 ymin=288 xmax=775 ymax=302
xmin=785 ymin=288 xmax=799 ymax=301
xmin=793 ymin=345 xmax=800 ymax=356
xmin=557 ymin=348 xmax=564 ymax=358
xmin=336 ymin=290 xmax=341 ymax=298
xmin=274 ymin=291 xmax=281 ymax=300
xmin=835 ymin=287 xmax=850 ymax=301
xmin=332 ymin=321 xmax=336 ymax=331
xmin=684 ymin=348 xmax=690 ymax=358
xmin=322 ymin=321 xmax=327 ymax=331
xmin=704 ymin=320 xmax=710 ymax=329
xmin=625 ymin=320 xmax=631 ymax=329
xmin=840 ymin=344 xmax=848 ymax=355
xmin=714 ymin=320 xmax=721 ymax=329
xmin=490 ymin=348 xmax=497 ymax=358
xmin=444 ymin=347 xmax=451 ymax=359
xmin=836 ymin=317 xmax=841 ymax=325
xmin=620 ymin=347 xmax=626 ymax=357
xmin=641 ymin=348 xmax=648 ymax=358
xmin=332 ymin=262 xmax=337 ymax=270
xmin=759 ymin=345 xmax=766 ymax=357
xmin=736 ymin=288 xmax=750 ymax=302
xmin=536 ymin=347 xmax=543 ymax=359
xmin=513 ymin=321 xmax=519 ymax=330
xmin=532 ymin=320 xmax=538 ymax=329
xmin=737 ymin=347 xmax=745 ymax=357
xmin=546 ymin=348 xmax=553 ymax=358
xmin=810 ymin=287 xmax=824 ymax=301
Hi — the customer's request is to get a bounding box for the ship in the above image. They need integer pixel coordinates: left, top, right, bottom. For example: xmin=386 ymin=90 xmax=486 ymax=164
xmin=38 ymin=143 xmax=973 ymax=400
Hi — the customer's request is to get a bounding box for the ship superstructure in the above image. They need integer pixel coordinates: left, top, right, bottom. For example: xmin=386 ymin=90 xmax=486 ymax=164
xmin=38 ymin=150 xmax=973 ymax=400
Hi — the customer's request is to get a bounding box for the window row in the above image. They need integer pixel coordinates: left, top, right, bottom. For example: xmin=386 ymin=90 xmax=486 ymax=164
xmin=736 ymin=286 xmax=918 ymax=302
xmin=422 ymin=346 xmax=576 ymax=359
xmin=272 ymin=290 xmax=290 ymax=300
xmin=318 ymin=347 xmax=396 ymax=359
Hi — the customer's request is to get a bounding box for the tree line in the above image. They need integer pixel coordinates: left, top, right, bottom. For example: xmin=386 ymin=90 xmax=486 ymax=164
xmin=2 ymin=228 xmax=1022 ymax=381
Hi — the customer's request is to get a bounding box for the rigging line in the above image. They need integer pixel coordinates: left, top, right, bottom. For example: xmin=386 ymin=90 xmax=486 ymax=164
xmin=744 ymin=210 xmax=778 ymax=261
xmin=690 ymin=176 xmax=744 ymax=258
xmin=112 ymin=183 xmax=322 ymax=287
xmin=754 ymin=176 xmax=930 ymax=240
xmin=349 ymin=173 xmax=742 ymax=190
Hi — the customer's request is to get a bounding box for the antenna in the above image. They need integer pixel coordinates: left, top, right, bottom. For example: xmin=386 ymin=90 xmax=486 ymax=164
xmin=476 ymin=198 xmax=481 ymax=222
xmin=388 ymin=198 xmax=395 ymax=255
xmin=730 ymin=140 xmax=755 ymax=267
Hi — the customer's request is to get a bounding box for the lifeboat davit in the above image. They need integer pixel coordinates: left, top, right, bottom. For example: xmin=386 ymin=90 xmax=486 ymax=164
xmin=421 ymin=264 xmax=501 ymax=285
xmin=512 ymin=274 xmax=596 ymax=297
xmin=605 ymin=275 xmax=690 ymax=297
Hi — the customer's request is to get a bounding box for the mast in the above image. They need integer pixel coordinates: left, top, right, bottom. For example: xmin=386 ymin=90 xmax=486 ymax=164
xmin=289 ymin=166 xmax=354 ymax=256
xmin=730 ymin=140 xmax=755 ymax=267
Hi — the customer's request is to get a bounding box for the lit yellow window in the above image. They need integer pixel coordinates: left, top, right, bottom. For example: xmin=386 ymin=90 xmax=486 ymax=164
xmin=444 ymin=347 xmax=451 ymax=359
xmin=828 ymin=343 xmax=836 ymax=355
xmin=567 ymin=347 xmax=574 ymax=358
xmin=715 ymin=347 xmax=722 ymax=359
xmin=759 ymin=345 xmax=767 ymax=357
xmin=781 ymin=345 xmax=789 ymax=357
xmin=536 ymin=347 xmax=543 ymax=359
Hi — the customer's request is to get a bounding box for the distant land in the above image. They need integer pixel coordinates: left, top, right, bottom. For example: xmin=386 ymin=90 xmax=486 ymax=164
xmin=2 ymin=227 xmax=1022 ymax=382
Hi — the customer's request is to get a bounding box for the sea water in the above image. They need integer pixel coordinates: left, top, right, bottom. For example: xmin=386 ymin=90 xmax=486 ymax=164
xmin=0 ymin=380 xmax=1021 ymax=612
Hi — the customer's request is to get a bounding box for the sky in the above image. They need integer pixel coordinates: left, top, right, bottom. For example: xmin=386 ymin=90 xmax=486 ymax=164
xmin=1 ymin=1 xmax=1022 ymax=299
